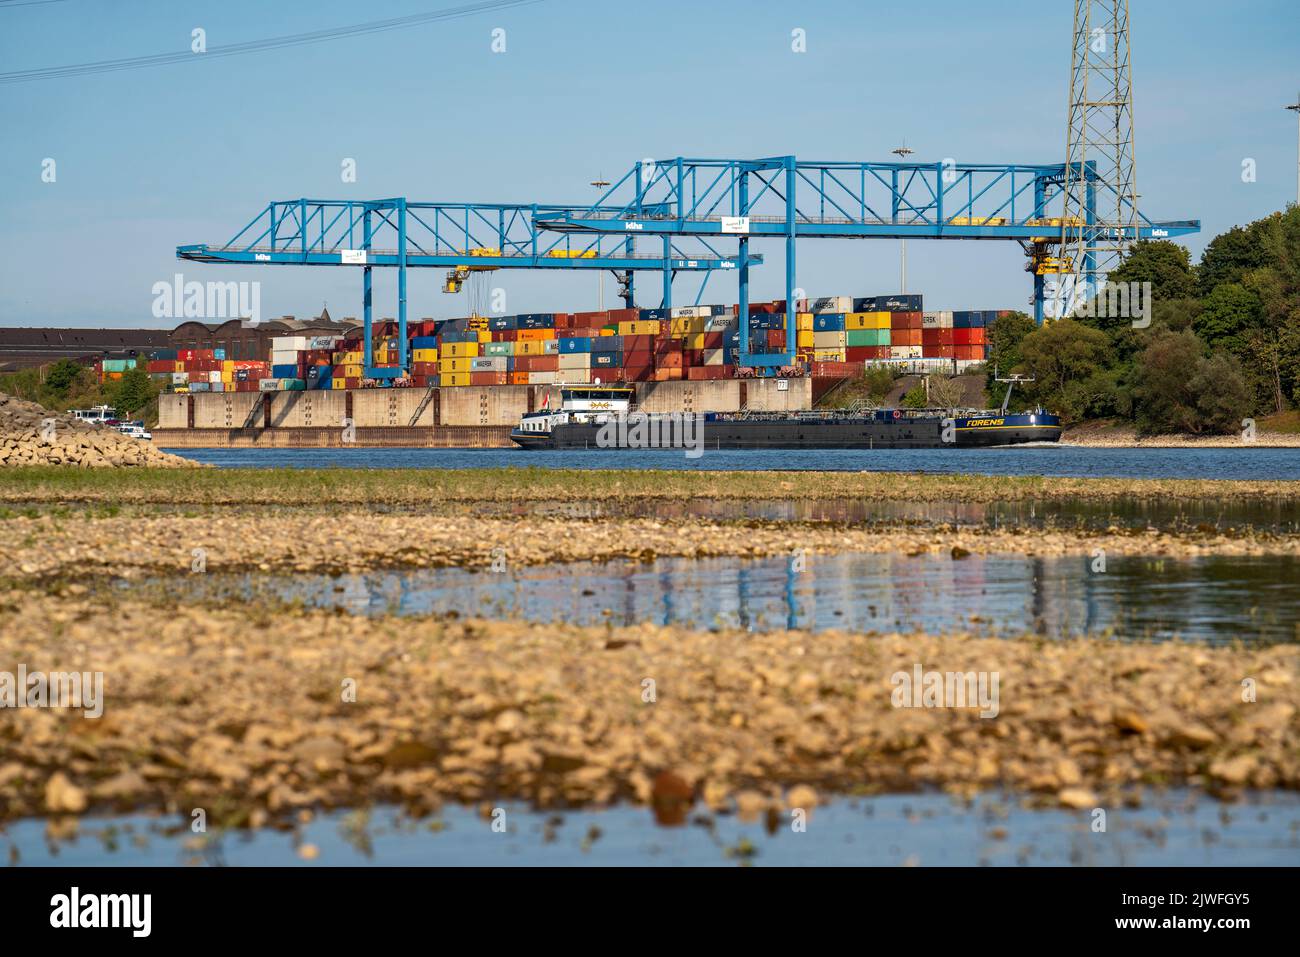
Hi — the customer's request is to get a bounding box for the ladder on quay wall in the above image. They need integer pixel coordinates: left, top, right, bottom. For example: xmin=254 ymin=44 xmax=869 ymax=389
xmin=242 ymin=393 xmax=267 ymax=429
xmin=408 ymin=384 xmax=437 ymax=426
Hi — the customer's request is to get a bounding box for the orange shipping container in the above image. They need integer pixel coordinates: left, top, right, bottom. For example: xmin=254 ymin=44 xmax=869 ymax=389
xmin=889 ymin=328 xmax=923 ymax=347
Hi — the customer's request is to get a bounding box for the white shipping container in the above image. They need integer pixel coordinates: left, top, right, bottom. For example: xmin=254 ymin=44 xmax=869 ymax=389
xmin=670 ymin=306 xmax=703 ymax=318
xmin=811 ymin=296 xmax=853 ymax=313
xmin=270 ymin=336 xmax=309 ymax=351
xmin=557 ymin=353 xmax=591 ymax=370
xmin=258 ymin=378 xmax=280 ymax=391
xmin=208 ymin=371 xmax=222 ymax=383
xmin=527 ymin=371 xmax=558 ymax=384
xmin=542 ymin=339 xmax=559 ymax=354
xmin=922 ymin=311 xmax=954 ymax=328
xmin=702 ymin=349 xmax=726 ymax=366
xmin=171 ymin=372 xmax=187 ymax=384
xmin=890 ymin=346 xmax=923 ymax=359
xmin=703 ymin=314 xmax=736 ymax=331
xmin=813 ymin=330 xmax=847 ymax=349
xmin=562 ymin=369 xmax=593 ymax=384
xmin=470 ymin=357 xmax=506 ymax=372
xmin=270 ymin=350 xmax=301 ymax=366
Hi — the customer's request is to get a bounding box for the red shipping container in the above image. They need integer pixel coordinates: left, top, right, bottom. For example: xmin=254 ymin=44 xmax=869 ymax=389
xmin=954 ymin=345 xmax=983 ymax=361
xmin=624 ymin=334 xmax=655 ymax=351
xmin=469 ymin=372 xmax=508 ymax=386
xmin=890 ymin=329 xmax=922 ymax=347
xmin=573 ymin=311 xmax=607 ymax=325
xmin=656 ymin=351 xmax=683 ymax=369
xmin=530 ymin=355 xmax=559 ymax=372
xmin=954 ymin=327 xmax=987 ymax=346
xmin=811 ymin=361 xmax=863 ymax=378
xmin=606 ymin=308 xmax=637 ymax=323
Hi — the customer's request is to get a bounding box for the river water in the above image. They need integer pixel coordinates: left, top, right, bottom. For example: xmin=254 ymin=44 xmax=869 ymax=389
xmin=10 ymin=791 xmax=1298 ymax=867
xmin=128 ymin=551 xmax=1300 ymax=646
xmin=164 ymin=445 xmax=1300 ymax=480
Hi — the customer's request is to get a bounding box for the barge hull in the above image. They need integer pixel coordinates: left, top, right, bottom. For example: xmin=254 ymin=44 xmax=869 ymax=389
xmin=516 ymin=417 xmax=1061 ymax=450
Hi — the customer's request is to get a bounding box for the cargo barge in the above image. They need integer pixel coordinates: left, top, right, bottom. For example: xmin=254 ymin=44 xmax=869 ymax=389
xmin=510 ymin=386 xmax=1062 ymax=450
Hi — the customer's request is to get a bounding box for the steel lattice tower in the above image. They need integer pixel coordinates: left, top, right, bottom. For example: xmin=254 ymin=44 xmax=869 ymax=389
xmin=1060 ymin=0 xmax=1138 ymax=302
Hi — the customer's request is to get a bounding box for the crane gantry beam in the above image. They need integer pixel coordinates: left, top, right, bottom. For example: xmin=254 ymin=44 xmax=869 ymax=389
xmin=178 ymin=198 xmax=762 ymax=372
xmin=533 ymin=156 xmax=1199 ymax=363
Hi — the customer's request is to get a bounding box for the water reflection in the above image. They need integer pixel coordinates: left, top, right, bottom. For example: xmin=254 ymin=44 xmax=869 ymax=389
xmin=132 ymin=551 xmax=1300 ymax=645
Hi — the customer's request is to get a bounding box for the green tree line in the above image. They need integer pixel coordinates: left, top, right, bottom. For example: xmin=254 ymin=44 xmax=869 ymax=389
xmin=986 ymin=206 xmax=1300 ymax=435
xmin=0 ymin=360 xmax=159 ymax=420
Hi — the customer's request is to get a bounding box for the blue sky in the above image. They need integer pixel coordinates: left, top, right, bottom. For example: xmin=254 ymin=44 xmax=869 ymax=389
xmin=1 ymin=0 xmax=1297 ymax=328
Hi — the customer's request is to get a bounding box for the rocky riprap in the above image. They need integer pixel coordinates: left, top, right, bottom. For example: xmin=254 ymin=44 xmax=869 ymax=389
xmin=0 ymin=394 xmax=199 ymax=468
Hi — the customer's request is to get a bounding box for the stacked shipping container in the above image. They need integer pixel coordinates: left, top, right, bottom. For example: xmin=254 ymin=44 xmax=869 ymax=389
xmin=141 ymin=294 xmax=1006 ymax=393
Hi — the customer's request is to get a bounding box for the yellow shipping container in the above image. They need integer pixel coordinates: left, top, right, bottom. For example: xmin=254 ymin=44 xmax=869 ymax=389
xmin=517 ymin=329 xmax=554 ymax=341
xmin=341 ymin=364 xmax=363 ymax=378
xmin=174 ymin=361 xmax=185 ymax=372
xmin=797 ymin=329 xmax=815 ymax=349
xmin=796 ymin=313 xmax=814 ymax=331
xmin=845 ymin=311 xmax=891 ymax=330
xmin=439 ymin=372 xmax=470 ymax=387
xmin=685 ymin=333 xmax=707 ymax=351
xmin=441 ymin=341 xmax=479 ymax=358
xmin=476 ymin=330 xmax=492 ymax=343
xmin=411 ymin=348 xmax=438 ymax=362
xmin=331 ymin=378 xmax=348 ymax=390
xmin=814 ymin=348 xmax=847 ymax=361
xmin=439 ymin=357 xmax=472 ymax=373
xmin=335 ymin=351 xmax=363 ymax=365
xmin=515 ymin=340 xmax=545 ymax=356
xmin=617 ymin=320 xmax=660 ymax=336
xmin=670 ymin=317 xmax=705 ymax=335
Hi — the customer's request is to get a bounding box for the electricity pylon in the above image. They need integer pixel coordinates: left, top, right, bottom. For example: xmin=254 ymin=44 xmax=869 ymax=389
xmin=1060 ymin=0 xmax=1138 ymax=303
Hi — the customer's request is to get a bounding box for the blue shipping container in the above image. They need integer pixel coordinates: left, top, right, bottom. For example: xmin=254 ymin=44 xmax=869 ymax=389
xmin=813 ymin=313 xmax=846 ymax=331
xmin=271 ymin=363 xmax=299 ymax=378
xmin=559 ymin=337 xmax=592 ymax=354
xmin=411 ymin=336 xmax=438 ymax=349
xmin=591 ymin=335 xmax=623 ymax=352
xmin=639 ymin=308 xmax=670 ymax=321
xmin=591 ymin=352 xmax=620 ymax=367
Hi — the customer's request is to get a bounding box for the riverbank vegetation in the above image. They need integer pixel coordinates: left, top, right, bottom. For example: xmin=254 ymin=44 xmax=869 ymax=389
xmin=0 ymin=465 xmax=1296 ymax=507
xmin=987 ymin=206 xmax=1300 ymax=435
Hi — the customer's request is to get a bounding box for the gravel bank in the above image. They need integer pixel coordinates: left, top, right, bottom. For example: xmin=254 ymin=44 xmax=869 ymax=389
xmin=2 ymin=511 xmax=1297 ymax=582
xmin=1 ymin=593 xmax=1294 ymax=826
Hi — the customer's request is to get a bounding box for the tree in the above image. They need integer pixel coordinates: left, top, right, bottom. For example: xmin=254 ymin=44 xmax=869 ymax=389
xmin=901 ymin=382 xmax=928 ymax=409
xmin=1194 ymin=282 xmax=1262 ymax=354
xmin=44 ymin=359 xmax=85 ymax=398
xmin=1131 ymin=329 xmax=1249 ymax=435
xmin=984 ymin=311 xmax=1035 ymax=410
xmin=928 ymin=375 xmax=965 ymax=410
xmin=1015 ymin=318 xmax=1113 ymax=423
xmin=1107 ymin=239 xmax=1198 ymax=302
xmin=112 ymin=367 xmax=155 ymax=415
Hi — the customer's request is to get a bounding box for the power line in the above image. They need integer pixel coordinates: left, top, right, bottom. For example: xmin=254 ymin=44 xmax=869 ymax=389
xmin=0 ymin=0 xmax=542 ymax=83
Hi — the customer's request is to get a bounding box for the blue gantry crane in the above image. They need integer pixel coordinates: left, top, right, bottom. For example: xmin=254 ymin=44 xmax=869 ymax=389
xmin=178 ymin=198 xmax=761 ymax=374
xmin=537 ymin=155 xmax=1199 ymax=365
xmin=177 ymin=154 xmax=1197 ymax=373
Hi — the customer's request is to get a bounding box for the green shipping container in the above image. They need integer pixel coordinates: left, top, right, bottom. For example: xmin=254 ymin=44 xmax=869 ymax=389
xmin=846 ymin=328 xmax=891 ymax=347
